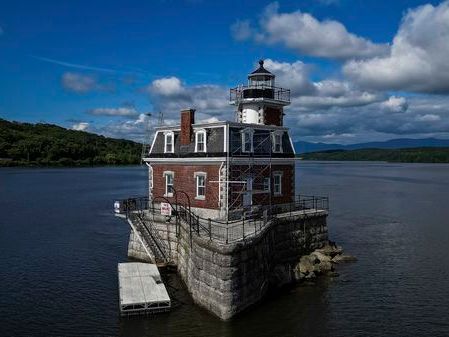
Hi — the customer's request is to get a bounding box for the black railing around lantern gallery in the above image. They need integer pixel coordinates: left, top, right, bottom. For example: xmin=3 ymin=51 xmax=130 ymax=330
xmin=116 ymin=195 xmax=328 ymax=244
xmin=230 ymin=85 xmax=291 ymax=103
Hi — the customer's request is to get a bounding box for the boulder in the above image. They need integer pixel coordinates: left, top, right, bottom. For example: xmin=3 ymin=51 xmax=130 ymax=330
xmin=319 ymin=260 xmax=333 ymax=273
xmin=332 ymin=254 xmax=357 ymax=263
xmin=316 ymin=244 xmax=343 ymax=257
xmin=304 ymin=271 xmax=316 ymax=280
xmin=297 ymin=255 xmax=315 ymax=274
xmin=311 ymin=251 xmax=332 ymax=263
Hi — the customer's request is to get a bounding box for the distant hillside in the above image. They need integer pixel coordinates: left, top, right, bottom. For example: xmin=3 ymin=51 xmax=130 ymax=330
xmin=299 ymin=148 xmax=449 ymax=163
xmin=0 ymin=119 xmax=141 ymax=167
xmin=295 ymin=138 xmax=449 ymax=154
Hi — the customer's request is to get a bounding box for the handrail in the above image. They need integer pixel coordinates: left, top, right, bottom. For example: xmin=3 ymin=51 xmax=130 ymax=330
xmin=230 ymin=85 xmax=291 ymax=103
xmin=119 ymin=195 xmax=328 ymax=244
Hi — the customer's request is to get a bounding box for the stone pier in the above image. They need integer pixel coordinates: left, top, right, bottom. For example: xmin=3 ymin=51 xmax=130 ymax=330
xmin=127 ymin=210 xmax=328 ymax=320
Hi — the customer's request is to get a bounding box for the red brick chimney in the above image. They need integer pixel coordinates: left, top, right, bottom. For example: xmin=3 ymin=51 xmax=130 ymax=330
xmin=180 ymin=108 xmax=195 ymax=145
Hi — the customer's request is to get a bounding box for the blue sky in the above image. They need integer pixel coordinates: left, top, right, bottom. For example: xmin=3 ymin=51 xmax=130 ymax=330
xmin=1 ymin=0 xmax=449 ymax=143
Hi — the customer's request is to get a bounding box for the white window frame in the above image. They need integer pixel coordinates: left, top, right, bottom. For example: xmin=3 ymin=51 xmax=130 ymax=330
xmin=163 ymin=171 xmax=174 ymax=197
xmin=273 ymin=172 xmax=282 ymax=196
xmin=164 ymin=131 xmax=174 ymax=154
xmin=194 ymin=172 xmax=206 ymax=200
xmin=272 ymin=131 xmax=283 ymax=153
xmin=194 ymin=129 xmax=207 ymax=153
xmin=263 ymin=177 xmax=271 ymax=192
xmin=241 ymin=128 xmax=254 ymax=153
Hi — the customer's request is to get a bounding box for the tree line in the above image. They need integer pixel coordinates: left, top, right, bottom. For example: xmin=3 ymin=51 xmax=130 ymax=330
xmin=0 ymin=119 xmax=142 ymax=167
xmin=299 ymin=148 xmax=449 ymax=163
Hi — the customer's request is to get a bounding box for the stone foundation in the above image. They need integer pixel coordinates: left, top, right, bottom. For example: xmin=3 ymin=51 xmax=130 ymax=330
xmin=127 ymin=211 xmax=328 ymax=319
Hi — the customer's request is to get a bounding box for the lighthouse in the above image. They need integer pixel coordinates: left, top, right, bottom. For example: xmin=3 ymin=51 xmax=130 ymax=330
xmin=121 ymin=61 xmax=330 ymax=320
xmin=143 ymin=60 xmax=295 ymax=220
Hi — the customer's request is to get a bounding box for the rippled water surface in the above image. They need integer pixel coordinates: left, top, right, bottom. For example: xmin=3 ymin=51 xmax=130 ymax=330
xmin=1 ymin=162 xmax=449 ymax=337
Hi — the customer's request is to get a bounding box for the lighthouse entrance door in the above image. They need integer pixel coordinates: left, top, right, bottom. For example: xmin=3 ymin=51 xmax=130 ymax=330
xmin=243 ymin=177 xmax=253 ymax=207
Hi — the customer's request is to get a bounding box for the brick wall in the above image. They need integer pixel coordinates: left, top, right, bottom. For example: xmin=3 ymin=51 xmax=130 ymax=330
xmin=264 ymin=107 xmax=283 ymax=126
xmin=152 ymin=164 xmax=220 ymax=209
xmin=180 ymin=109 xmax=195 ymax=145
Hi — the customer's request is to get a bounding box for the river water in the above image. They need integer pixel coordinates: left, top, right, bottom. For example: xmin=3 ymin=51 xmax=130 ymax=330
xmin=1 ymin=162 xmax=449 ymax=337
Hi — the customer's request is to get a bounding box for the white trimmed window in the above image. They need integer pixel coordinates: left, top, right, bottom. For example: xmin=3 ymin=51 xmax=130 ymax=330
xmin=272 ymin=132 xmax=283 ymax=153
xmin=242 ymin=129 xmax=254 ymax=153
xmin=273 ymin=172 xmax=282 ymax=196
xmin=164 ymin=171 xmax=174 ymax=197
xmin=164 ymin=132 xmax=174 ymax=153
xmin=194 ymin=172 xmax=206 ymax=199
xmin=195 ymin=130 xmax=206 ymax=153
xmin=263 ymin=177 xmax=271 ymax=192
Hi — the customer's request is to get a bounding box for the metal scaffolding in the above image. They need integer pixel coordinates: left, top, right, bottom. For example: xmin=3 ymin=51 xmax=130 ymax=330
xmin=227 ymin=129 xmax=274 ymax=219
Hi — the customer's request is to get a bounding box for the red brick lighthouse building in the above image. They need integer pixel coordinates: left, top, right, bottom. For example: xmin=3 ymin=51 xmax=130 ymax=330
xmin=143 ymin=60 xmax=295 ymax=220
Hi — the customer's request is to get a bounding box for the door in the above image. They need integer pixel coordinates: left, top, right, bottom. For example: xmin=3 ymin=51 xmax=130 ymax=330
xmin=243 ymin=177 xmax=253 ymax=207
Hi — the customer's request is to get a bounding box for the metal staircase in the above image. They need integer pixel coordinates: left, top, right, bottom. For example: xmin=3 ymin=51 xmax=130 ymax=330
xmin=129 ymin=211 xmax=171 ymax=266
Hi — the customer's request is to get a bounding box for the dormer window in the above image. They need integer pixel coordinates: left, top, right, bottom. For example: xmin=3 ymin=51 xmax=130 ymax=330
xmin=195 ymin=130 xmax=207 ymax=153
xmin=164 ymin=132 xmax=174 ymax=153
xmin=242 ymin=129 xmax=254 ymax=153
xmin=272 ymin=131 xmax=283 ymax=153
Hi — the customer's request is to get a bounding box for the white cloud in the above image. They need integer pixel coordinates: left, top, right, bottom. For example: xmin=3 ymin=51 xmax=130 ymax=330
xmin=94 ymin=113 xmax=151 ymax=142
xmin=149 ymin=77 xmax=186 ymax=97
xmin=233 ymin=2 xmax=389 ymax=59
xmin=381 ymin=96 xmax=408 ymax=113
xmin=263 ymin=59 xmax=315 ymax=95
xmin=61 ymin=72 xmax=112 ymax=93
xmin=231 ymin=20 xmax=253 ymax=41
xmin=416 ymin=114 xmax=441 ymax=122
xmin=344 ymin=1 xmax=449 ymax=93
xmin=138 ymin=59 xmax=449 ymax=144
xmin=88 ymin=107 xmax=139 ymax=117
xmin=146 ymin=77 xmax=231 ymax=120
xmin=72 ymin=122 xmax=89 ymax=131
xmin=263 ymin=59 xmax=382 ymax=111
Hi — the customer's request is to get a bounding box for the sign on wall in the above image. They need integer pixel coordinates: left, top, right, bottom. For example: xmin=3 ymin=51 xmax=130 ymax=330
xmin=160 ymin=202 xmax=172 ymax=216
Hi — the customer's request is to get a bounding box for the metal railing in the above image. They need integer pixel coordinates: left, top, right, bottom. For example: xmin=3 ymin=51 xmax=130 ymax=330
xmin=230 ymin=85 xmax=290 ymax=103
xmin=118 ymin=195 xmax=328 ymax=245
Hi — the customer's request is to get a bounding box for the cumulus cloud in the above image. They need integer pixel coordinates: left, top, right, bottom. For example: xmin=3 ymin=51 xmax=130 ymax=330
xmin=288 ymin=94 xmax=449 ymax=143
xmin=72 ymin=122 xmax=89 ymax=131
xmin=263 ymin=59 xmax=315 ymax=95
xmin=380 ymin=96 xmax=408 ymax=113
xmin=146 ymin=77 xmax=231 ymax=120
xmin=232 ymin=2 xmax=389 ymax=59
xmin=136 ymin=58 xmax=449 ymax=144
xmin=61 ymin=72 xmax=112 ymax=93
xmin=88 ymin=106 xmax=139 ymax=117
xmin=94 ymin=113 xmax=153 ymax=142
xmin=262 ymin=59 xmax=382 ymax=111
xmin=416 ymin=114 xmax=441 ymax=122
xmin=344 ymin=1 xmax=449 ymax=93
xmin=149 ymin=77 xmax=186 ymax=97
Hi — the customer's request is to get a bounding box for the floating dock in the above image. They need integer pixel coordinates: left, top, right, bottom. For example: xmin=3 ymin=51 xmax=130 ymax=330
xmin=118 ymin=262 xmax=171 ymax=316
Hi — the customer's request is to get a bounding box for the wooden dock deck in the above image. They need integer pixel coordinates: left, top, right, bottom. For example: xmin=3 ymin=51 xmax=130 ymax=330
xmin=118 ymin=262 xmax=171 ymax=316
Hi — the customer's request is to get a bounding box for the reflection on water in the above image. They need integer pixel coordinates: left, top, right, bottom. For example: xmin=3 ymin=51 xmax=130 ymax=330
xmin=1 ymin=162 xmax=449 ymax=336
